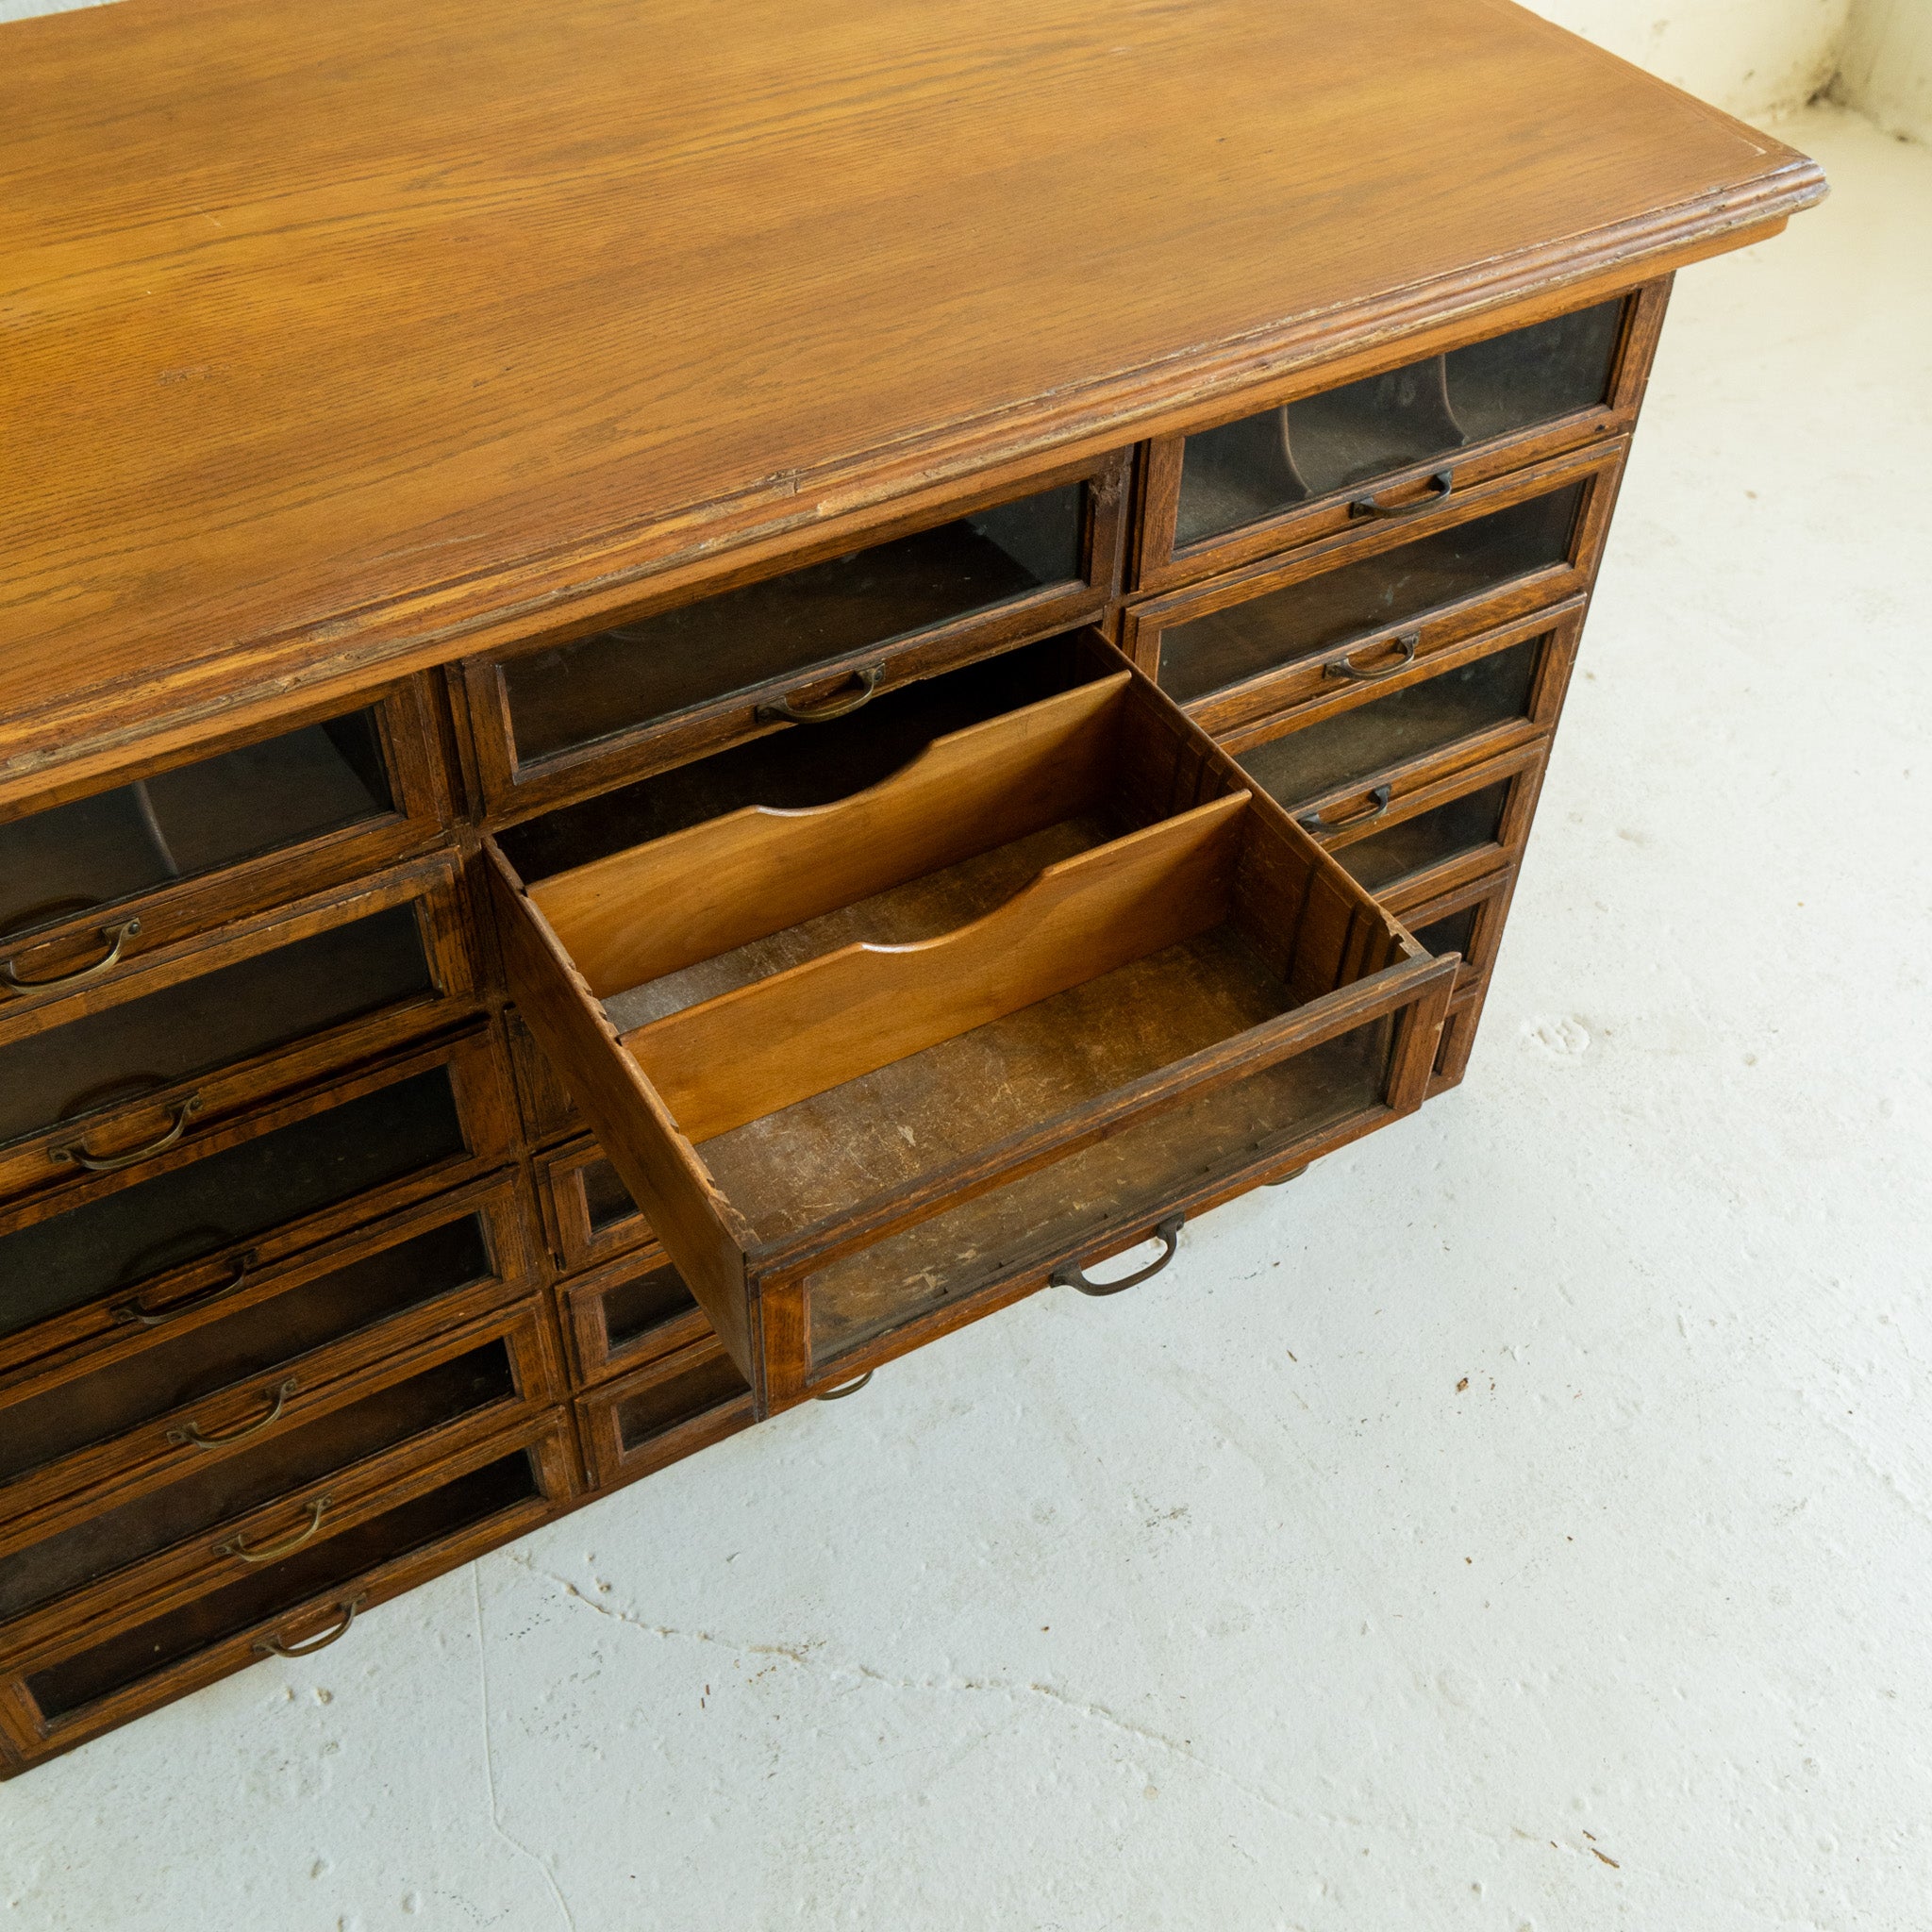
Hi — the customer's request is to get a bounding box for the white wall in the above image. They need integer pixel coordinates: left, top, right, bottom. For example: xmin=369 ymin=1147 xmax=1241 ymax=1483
xmin=1526 ymin=0 xmax=1852 ymax=119
xmin=1833 ymin=0 xmax=1932 ymax=141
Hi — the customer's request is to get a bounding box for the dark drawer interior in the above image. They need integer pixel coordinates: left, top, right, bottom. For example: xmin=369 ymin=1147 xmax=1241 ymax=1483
xmin=0 ymin=1210 xmax=495 ymax=1487
xmin=0 ymin=902 xmax=434 ymax=1151
xmin=0 ymin=711 xmax=397 ymax=951
xmin=24 ymin=1449 xmax=540 ymax=1723
xmin=1176 ymin=299 xmax=1622 ymax=544
xmin=0 ymin=1067 xmax=469 ymax=1341
xmin=1157 ymin=482 xmax=1585 ymax=706
xmin=499 ymin=480 xmax=1088 ymax=766
xmin=0 ymin=1340 xmax=517 ymax=1624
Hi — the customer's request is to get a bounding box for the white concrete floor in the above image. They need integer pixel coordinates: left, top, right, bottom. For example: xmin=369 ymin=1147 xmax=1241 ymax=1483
xmin=3 ymin=102 xmax=1928 ymax=1932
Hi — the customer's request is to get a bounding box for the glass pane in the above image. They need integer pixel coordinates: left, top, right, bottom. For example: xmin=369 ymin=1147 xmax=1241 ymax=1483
xmin=579 ymin=1156 xmax=640 ymax=1235
xmin=1411 ymin=903 xmax=1479 ymax=961
xmin=599 ymin=1258 xmax=697 ymax=1352
xmin=0 ymin=904 xmax=433 ymax=1147
xmin=0 ymin=713 xmax=395 ymax=943
xmin=1237 ymin=638 xmax=1540 ymax=808
xmin=502 ymin=483 xmax=1086 ymax=765
xmin=0 ymin=1341 xmax=514 ymax=1624
xmin=0 ymin=1068 xmax=468 ymax=1341
xmin=496 ymin=631 xmax=1108 ymax=884
xmin=1340 ymin=780 xmax=1512 ymax=891
xmin=806 ymin=1016 xmax=1394 ymax=1362
xmin=1158 ymin=484 xmax=1582 ymax=706
xmin=25 ymin=1451 xmax=538 ymax=1721
xmin=0 ymin=1212 xmax=492 ymax=1486
xmin=1175 ymin=300 xmax=1621 ymax=544
xmin=614 ymin=1351 xmax=747 ymax=1450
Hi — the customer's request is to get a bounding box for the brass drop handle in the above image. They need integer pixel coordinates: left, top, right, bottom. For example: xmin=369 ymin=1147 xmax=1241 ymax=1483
xmin=168 ymin=1377 xmax=298 ymax=1451
xmin=216 ymin=1494 xmax=330 ymax=1564
xmin=1324 ymin=630 xmax=1420 ymax=683
xmin=0 ymin=917 xmax=142 ymax=994
xmin=254 ymin=1596 xmax=366 ymax=1659
xmin=756 ymin=665 xmax=882 ymax=724
xmin=1298 ymin=784 xmax=1391 ymax=834
xmin=1053 ymin=1213 xmax=1185 ymax=1297
xmin=50 ymin=1093 xmax=203 ymax=1172
xmin=1348 ymin=469 xmax=1454 ymax=520
xmin=113 ymin=1250 xmax=257 ymax=1328
xmin=814 ymin=1369 xmax=874 ymax=1401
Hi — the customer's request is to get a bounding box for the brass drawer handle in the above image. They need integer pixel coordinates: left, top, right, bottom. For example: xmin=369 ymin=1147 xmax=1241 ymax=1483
xmin=254 ymin=1595 xmax=366 ymax=1659
xmin=814 ymin=1369 xmax=874 ymax=1401
xmin=168 ymin=1377 xmax=298 ymax=1451
xmin=1348 ymin=469 xmax=1454 ymax=520
xmin=1324 ymin=630 xmax=1419 ymax=683
xmin=0 ymin=917 xmax=142 ymax=994
xmin=113 ymin=1249 xmax=256 ymax=1328
xmin=216 ymin=1494 xmax=330 ymax=1564
xmin=1298 ymin=783 xmax=1391 ymax=834
xmin=756 ymin=665 xmax=882 ymax=724
xmin=50 ymin=1092 xmax=203 ymax=1172
xmin=1053 ymin=1213 xmax=1185 ymax=1297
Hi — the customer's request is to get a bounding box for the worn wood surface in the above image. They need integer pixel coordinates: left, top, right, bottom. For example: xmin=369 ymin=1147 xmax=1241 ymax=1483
xmin=0 ymin=0 xmax=1820 ymax=807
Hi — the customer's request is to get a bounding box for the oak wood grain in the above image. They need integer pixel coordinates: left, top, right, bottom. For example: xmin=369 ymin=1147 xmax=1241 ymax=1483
xmin=0 ymin=0 xmax=1821 ymax=807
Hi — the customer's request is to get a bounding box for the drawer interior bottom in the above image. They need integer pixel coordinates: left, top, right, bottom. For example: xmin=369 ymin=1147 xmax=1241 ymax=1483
xmin=804 ymin=1009 xmax=1395 ymax=1360
xmin=700 ymin=919 xmax=1296 ymax=1243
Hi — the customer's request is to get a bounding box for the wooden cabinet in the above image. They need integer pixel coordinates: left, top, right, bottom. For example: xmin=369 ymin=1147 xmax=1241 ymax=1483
xmin=0 ymin=0 xmax=1821 ymax=1773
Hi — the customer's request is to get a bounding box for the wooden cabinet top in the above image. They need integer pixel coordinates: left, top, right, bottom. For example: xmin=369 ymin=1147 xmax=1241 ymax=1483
xmin=1 ymin=0 xmax=1821 ymax=808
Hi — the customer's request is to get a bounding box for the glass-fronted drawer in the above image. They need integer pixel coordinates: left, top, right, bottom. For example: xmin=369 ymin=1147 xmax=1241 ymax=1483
xmin=458 ymin=454 xmax=1129 ymax=822
xmin=0 ymin=1178 xmax=537 ymax=1528
xmin=2 ymin=1421 xmax=571 ymax=1758
xmin=1134 ymin=283 xmax=1662 ymax=591
xmin=1222 ymin=606 xmax=1580 ymax=824
xmin=537 ymin=1134 xmax=652 ymax=1277
xmin=0 ymin=858 xmax=476 ymax=1212
xmin=1121 ymin=448 xmax=1619 ymax=738
xmin=1283 ymin=744 xmax=1548 ymax=908
xmin=0 ymin=1027 xmax=517 ymax=1374
xmin=558 ymin=1243 xmax=710 ymax=1389
xmin=0 ymin=1304 xmax=556 ymax=1647
xmin=0 ymin=679 xmax=447 ymax=1016
xmin=575 ymin=1334 xmax=753 ymax=1490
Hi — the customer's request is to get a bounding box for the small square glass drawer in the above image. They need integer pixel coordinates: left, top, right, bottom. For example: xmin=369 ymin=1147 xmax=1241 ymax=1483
xmin=459 ymin=454 xmax=1129 ymax=819
xmin=489 ymin=635 xmax=1454 ymax=1408
xmin=0 ymin=680 xmax=445 ymax=1013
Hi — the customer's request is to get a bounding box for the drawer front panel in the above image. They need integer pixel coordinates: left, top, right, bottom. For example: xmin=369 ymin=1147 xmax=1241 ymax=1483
xmin=0 ymin=1028 xmax=517 ymax=1370
xmin=1221 ymin=606 xmax=1579 ymax=815
xmin=0 ymin=1178 xmax=536 ymax=1519
xmin=1122 ymin=446 xmax=1622 ymax=738
xmin=0 ymin=858 xmax=476 ymax=1211
xmin=1429 ymin=978 xmax=1493 ymax=1094
xmin=4 ymin=1419 xmax=573 ymax=1760
xmin=506 ymin=1007 xmax=577 ymax=1145
xmin=465 ymin=458 xmax=1129 ymax=822
xmin=575 ymin=1335 xmax=753 ymax=1490
xmin=539 ymin=1135 xmax=651 ymax=1277
xmin=559 ymin=1244 xmax=709 ymax=1389
xmin=1312 ymin=744 xmax=1547 ymax=903
xmin=0 ymin=681 xmax=446 ymax=1018
xmin=1395 ymin=864 xmax=1519 ymax=994
xmin=0 ymin=1304 xmax=557 ymax=1647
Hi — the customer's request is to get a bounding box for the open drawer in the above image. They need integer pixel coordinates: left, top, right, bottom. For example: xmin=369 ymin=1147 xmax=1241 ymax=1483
xmin=487 ymin=641 xmax=1455 ymax=1409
